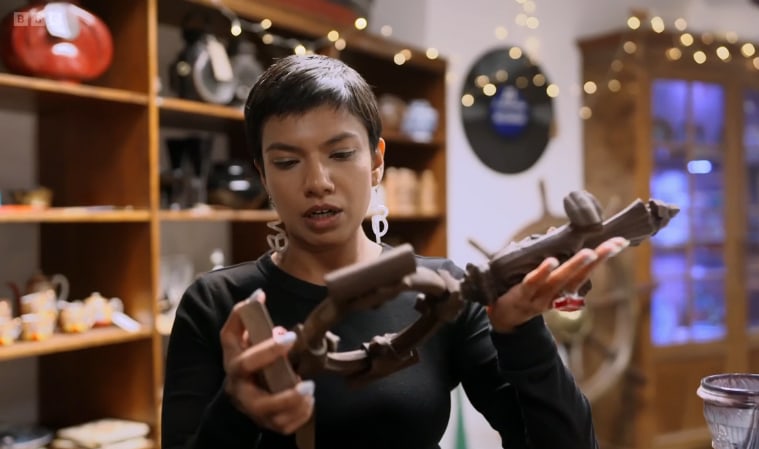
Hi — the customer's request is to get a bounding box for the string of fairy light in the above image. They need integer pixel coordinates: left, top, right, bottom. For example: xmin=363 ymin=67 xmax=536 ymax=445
xmin=210 ymin=0 xmax=441 ymax=65
xmin=460 ymin=3 xmax=759 ymax=121
xmin=210 ymin=0 xmax=543 ymax=97
xmin=458 ymin=0 xmax=558 ymax=109
xmin=578 ymin=12 xmax=759 ymax=120
xmin=209 ymin=0 xmax=759 ymax=121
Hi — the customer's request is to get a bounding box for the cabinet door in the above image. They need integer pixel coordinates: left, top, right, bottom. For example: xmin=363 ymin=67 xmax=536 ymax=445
xmin=650 ymin=79 xmax=727 ymax=346
xmin=744 ymin=90 xmax=759 ymax=334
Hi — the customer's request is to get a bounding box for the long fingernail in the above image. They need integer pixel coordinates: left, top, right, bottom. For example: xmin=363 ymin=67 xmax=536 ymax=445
xmin=580 ymin=250 xmax=598 ymax=265
xmin=249 ymin=288 xmax=264 ymax=302
xmin=296 ymin=380 xmax=315 ymax=397
xmin=608 ymin=239 xmax=631 ymax=258
xmin=273 ymin=330 xmax=297 ymax=345
xmin=607 ymin=239 xmax=630 ymax=258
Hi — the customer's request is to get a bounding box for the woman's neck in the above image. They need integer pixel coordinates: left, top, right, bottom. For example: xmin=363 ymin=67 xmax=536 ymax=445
xmin=271 ymin=233 xmax=383 ymax=286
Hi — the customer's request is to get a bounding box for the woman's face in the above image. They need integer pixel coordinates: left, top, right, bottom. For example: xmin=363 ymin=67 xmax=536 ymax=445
xmin=258 ymin=105 xmax=384 ymax=250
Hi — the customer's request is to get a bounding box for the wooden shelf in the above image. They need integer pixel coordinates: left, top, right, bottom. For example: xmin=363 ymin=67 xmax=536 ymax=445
xmin=158 ymin=96 xmax=244 ymax=120
xmin=0 ymin=208 xmax=151 ymax=223
xmin=386 ymin=211 xmax=443 ymax=221
xmin=159 ymin=209 xmax=443 ymax=222
xmin=0 ymin=0 xmax=448 ymax=441
xmin=0 ymin=72 xmax=148 ymax=108
xmin=159 ymin=208 xmax=276 ymax=222
xmin=179 ymin=0 xmax=339 ymax=38
xmin=180 ymin=0 xmax=447 ymax=73
xmin=383 ymin=132 xmax=443 ymax=150
xmin=156 ymin=99 xmax=443 ymax=151
xmin=338 ymin=33 xmax=447 ymax=74
xmin=158 ymin=97 xmax=244 ymax=132
xmin=0 ymin=327 xmax=152 ymax=362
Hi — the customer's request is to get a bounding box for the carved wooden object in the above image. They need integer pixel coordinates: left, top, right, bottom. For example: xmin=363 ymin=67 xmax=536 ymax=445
xmin=238 ymin=190 xmax=679 ymax=449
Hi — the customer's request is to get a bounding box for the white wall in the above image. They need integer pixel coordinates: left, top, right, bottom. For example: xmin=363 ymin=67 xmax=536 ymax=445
xmin=430 ymin=0 xmax=759 ymax=270
xmin=412 ymin=0 xmax=759 ymax=447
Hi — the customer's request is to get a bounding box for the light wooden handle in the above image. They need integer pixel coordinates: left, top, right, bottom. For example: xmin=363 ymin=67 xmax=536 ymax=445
xmin=238 ymin=291 xmax=314 ymax=449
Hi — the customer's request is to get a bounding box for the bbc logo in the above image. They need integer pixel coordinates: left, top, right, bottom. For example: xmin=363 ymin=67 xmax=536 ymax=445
xmin=12 ymin=10 xmax=64 ymax=27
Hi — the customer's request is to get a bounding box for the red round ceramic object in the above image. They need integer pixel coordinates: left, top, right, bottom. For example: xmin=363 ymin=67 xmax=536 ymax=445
xmin=0 ymin=1 xmax=113 ymax=82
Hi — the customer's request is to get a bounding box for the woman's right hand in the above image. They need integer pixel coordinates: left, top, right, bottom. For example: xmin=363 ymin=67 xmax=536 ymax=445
xmin=220 ymin=293 xmax=315 ymax=435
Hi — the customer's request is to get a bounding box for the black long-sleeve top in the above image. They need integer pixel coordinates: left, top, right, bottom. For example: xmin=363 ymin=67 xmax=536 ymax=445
xmin=162 ymin=248 xmax=599 ymax=449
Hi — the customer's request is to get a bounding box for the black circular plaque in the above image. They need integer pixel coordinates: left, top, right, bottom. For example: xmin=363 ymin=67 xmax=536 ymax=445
xmin=460 ymin=46 xmax=554 ymax=174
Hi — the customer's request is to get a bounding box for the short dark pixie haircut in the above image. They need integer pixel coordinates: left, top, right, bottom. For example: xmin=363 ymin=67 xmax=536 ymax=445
xmin=244 ymin=54 xmax=382 ymax=170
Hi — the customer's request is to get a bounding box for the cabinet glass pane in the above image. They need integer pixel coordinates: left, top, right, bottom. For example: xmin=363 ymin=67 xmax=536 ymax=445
xmin=691 ymin=245 xmax=725 ymax=340
xmin=745 ymin=90 xmax=759 ymax=330
xmin=650 ymin=79 xmax=726 ymax=346
xmin=692 ymin=82 xmax=726 ymax=147
xmin=652 ymin=79 xmax=689 ymax=144
xmin=749 ymin=254 xmax=759 ymax=330
xmin=692 ymin=158 xmax=724 ymax=243
xmin=651 ymin=278 xmax=689 ymax=345
xmin=745 ymin=90 xmax=759 ymax=243
xmin=651 ymin=169 xmax=689 ymax=247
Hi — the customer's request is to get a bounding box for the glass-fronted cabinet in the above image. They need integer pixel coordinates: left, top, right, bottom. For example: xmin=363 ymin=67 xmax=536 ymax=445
xmin=650 ymin=79 xmax=726 ymax=346
xmin=579 ymin=28 xmax=759 ymax=449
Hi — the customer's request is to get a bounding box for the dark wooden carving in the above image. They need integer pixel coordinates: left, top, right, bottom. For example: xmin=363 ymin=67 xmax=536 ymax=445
xmin=240 ymin=190 xmax=679 ymax=449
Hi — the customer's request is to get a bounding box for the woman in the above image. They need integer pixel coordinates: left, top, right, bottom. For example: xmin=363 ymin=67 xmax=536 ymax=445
xmin=161 ymin=54 xmax=629 ymax=449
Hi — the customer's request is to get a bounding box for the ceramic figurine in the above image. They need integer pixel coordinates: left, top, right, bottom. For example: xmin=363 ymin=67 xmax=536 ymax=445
xmin=401 ymin=99 xmax=438 ymax=142
xmin=377 ymin=94 xmax=406 ymax=133
xmin=0 ymin=317 xmax=21 ymax=346
xmin=59 ymin=301 xmax=94 ymax=333
xmin=84 ymin=292 xmax=122 ymax=327
xmin=7 ymin=271 xmax=69 ymax=308
xmin=418 ymin=169 xmax=438 ymax=215
xmin=20 ymin=312 xmax=55 ymax=341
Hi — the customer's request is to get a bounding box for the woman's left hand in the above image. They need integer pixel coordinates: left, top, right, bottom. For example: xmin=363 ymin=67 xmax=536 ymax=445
xmin=487 ymin=236 xmax=630 ymax=333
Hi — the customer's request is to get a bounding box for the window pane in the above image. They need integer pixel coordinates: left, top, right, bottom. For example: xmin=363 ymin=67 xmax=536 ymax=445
xmin=745 ymin=90 xmax=759 ymax=331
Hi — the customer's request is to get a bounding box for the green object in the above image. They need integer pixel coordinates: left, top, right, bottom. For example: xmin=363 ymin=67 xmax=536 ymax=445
xmin=455 ymin=387 xmax=468 ymax=449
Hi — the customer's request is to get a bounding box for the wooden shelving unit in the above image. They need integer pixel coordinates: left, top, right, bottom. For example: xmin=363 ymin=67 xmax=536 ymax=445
xmin=0 ymin=208 xmax=151 ymax=223
xmin=0 ymin=0 xmax=448 ymax=446
xmin=0 ymin=72 xmax=149 ymax=105
xmin=158 ymin=208 xmax=441 ymax=222
xmin=0 ymin=327 xmax=152 ymax=362
xmin=158 ymin=208 xmax=277 ymax=222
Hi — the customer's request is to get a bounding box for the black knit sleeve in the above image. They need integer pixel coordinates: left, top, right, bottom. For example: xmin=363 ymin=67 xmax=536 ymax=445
xmin=441 ymin=259 xmax=599 ymax=449
xmin=490 ymin=316 xmax=599 ymax=449
xmin=161 ymin=277 xmax=262 ymax=449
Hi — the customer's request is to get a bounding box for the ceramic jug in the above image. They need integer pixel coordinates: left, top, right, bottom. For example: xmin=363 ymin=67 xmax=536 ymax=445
xmin=401 ymin=99 xmax=438 ymax=142
xmin=7 ymin=271 xmax=69 ymax=307
xmin=0 ymin=0 xmax=114 ymax=81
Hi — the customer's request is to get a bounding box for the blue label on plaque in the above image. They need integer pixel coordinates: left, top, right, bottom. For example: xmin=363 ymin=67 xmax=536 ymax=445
xmin=489 ymin=85 xmax=530 ymax=137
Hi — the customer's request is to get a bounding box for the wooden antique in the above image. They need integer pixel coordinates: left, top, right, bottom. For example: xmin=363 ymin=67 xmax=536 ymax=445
xmin=242 ymin=190 xmax=678 ymax=449
xmin=579 ymin=21 xmax=759 ymax=449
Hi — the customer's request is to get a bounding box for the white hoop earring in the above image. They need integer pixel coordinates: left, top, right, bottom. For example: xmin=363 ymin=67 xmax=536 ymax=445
xmin=266 ymin=220 xmax=288 ymax=253
xmin=370 ymin=187 xmax=389 ymax=244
